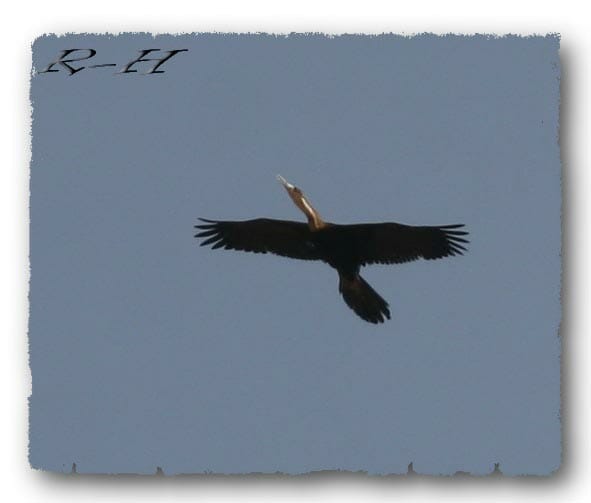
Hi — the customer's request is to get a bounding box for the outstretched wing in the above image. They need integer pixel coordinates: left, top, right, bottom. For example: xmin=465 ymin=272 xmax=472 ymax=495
xmin=194 ymin=218 xmax=320 ymax=261
xmin=335 ymin=222 xmax=469 ymax=266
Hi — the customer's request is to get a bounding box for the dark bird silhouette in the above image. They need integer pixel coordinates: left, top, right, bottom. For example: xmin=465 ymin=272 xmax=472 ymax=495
xmin=195 ymin=175 xmax=468 ymax=324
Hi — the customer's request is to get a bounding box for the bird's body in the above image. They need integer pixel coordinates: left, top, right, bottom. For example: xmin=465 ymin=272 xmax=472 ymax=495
xmin=195 ymin=176 xmax=468 ymax=324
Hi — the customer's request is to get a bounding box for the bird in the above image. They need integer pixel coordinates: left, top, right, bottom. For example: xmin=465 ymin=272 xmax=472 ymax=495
xmin=195 ymin=175 xmax=468 ymax=324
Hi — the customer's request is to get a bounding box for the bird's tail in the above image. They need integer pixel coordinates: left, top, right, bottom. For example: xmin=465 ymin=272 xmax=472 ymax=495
xmin=338 ymin=273 xmax=391 ymax=324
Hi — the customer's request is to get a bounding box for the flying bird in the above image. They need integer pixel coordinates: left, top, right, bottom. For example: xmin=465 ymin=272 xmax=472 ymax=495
xmin=195 ymin=175 xmax=468 ymax=324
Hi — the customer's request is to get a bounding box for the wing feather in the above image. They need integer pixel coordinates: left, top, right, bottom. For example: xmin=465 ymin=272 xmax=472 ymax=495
xmin=333 ymin=222 xmax=469 ymax=266
xmin=194 ymin=218 xmax=320 ymax=261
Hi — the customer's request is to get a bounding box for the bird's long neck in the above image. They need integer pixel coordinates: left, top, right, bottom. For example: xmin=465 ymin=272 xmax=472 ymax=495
xmin=296 ymin=194 xmax=326 ymax=231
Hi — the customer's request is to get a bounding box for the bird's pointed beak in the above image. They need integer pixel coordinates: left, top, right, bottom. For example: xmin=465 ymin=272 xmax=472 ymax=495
xmin=277 ymin=174 xmax=295 ymax=190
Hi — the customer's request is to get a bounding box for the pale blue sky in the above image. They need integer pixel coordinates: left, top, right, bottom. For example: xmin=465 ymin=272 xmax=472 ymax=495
xmin=29 ymin=33 xmax=561 ymax=475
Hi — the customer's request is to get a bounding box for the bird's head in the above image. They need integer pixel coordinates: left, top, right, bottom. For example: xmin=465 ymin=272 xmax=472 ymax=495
xmin=276 ymin=175 xmax=324 ymax=229
xmin=277 ymin=174 xmax=303 ymax=202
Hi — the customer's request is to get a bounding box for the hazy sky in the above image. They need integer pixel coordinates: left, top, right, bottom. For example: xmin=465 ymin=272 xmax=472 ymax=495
xmin=29 ymin=33 xmax=561 ymax=475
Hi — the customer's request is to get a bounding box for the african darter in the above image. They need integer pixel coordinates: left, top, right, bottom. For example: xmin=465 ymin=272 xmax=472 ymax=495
xmin=195 ymin=175 xmax=468 ymax=324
